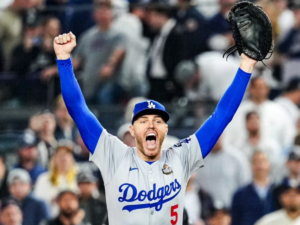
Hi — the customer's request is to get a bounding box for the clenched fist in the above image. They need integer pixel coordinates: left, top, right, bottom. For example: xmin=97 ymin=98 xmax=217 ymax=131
xmin=53 ymin=32 xmax=76 ymax=60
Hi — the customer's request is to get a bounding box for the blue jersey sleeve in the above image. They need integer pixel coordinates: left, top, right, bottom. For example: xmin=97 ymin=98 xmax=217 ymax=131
xmin=196 ymin=68 xmax=251 ymax=158
xmin=56 ymin=58 xmax=103 ymax=154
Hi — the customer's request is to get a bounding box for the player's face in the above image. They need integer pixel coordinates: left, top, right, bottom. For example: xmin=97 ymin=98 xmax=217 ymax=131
xmin=130 ymin=115 xmax=168 ymax=161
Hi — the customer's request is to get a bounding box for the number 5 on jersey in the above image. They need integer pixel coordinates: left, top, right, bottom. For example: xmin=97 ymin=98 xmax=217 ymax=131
xmin=170 ymin=204 xmax=178 ymax=225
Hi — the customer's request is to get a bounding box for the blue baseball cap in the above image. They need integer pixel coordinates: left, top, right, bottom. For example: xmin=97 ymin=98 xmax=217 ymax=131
xmin=131 ymin=100 xmax=170 ymax=124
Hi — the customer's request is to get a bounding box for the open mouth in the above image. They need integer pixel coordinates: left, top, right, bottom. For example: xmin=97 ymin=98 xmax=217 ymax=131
xmin=146 ymin=133 xmax=157 ymax=149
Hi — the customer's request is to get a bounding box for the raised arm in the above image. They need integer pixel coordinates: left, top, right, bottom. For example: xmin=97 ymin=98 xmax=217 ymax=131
xmin=196 ymin=54 xmax=257 ymax=158
xmin=54 ymin=32 xmax=103 ymax=153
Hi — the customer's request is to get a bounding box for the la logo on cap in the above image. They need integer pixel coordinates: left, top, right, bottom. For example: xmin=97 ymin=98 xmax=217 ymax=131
xmin=147 ymin=101 xmax=155 ymax=109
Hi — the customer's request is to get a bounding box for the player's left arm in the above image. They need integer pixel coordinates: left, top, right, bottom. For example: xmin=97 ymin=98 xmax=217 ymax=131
xmin=196 ymin=54 xmax=257 ymax=158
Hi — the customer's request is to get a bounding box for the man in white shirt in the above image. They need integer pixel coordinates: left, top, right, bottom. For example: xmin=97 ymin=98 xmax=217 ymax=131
xmin=194 ymin=137 xmax=251 ymax=207
xmin=224 ymin=76 xmax=296 ymax=156
xmin=275 ymin=77 xmax=300 ymax=126
xmin=255 ymin=183 xmax=300 ymax=225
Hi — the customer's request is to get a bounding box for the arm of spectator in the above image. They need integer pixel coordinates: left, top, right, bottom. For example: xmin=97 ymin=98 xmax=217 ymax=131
xmin=195 ymin=54 xmax=256 ymax=158
xmin=100 ymin=48 xmax=126 ymax=79
xmin=40 ymin=66 xmax=59 ymax=81
xmin=54 ymin=32 xmax=103 ymax=154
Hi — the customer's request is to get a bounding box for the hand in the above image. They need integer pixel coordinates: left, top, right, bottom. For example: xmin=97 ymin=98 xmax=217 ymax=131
xmin=71 ymin=209 xmax=85 ymax=225
xmin=53 ymin=32 xmax=76 ymax=60
xmin=100 ymin=64 xmax=114 ymax=79
xmin=240 ymin=53 xmax=257 ymax=73
xmin=24 ymin=36 xmax=34 ymax=51
xmin=41 ymin=66 xmax=58 ymax=81
xmin=29 ymin=114 xmax=43 ymax=132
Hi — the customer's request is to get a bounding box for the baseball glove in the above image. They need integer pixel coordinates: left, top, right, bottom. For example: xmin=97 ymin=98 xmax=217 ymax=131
xmin=223 ymin=1 xmax=273 ymax=62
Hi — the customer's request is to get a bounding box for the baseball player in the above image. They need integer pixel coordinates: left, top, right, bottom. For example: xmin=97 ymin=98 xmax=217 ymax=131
xmin=54 ymin=32 xmax=257 ymax=225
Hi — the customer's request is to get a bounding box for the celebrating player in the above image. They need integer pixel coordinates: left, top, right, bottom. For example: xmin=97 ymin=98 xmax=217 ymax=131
xmin=53 ymin=2 xmax=273 ymax=224
xmin=54 ymin=31 xmax=256 ymax=225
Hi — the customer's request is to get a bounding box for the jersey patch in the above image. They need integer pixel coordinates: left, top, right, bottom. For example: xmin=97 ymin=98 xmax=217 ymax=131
xmin=162 ymin=164 xmax=173 ymax=175
xmin=173 ymin=137 xmax=191 ymax=147
xmin=118 ymin=179 xmax=181 ymax=212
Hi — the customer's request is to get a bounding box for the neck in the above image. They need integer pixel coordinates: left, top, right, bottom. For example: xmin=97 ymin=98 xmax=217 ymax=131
xmin=178 ymin=2 xmax=190 ymax=10
xmin=286 ymin=209 xmax=300 ymax=220
xmin=254 ymin=176 xmax=269 ymax=186
xmin=248 ymin=130 xmax=260 ymax=138
xmin=98 ymin=23 xmax=110 ymax=32
xmin=289 ymin=172 xmax=300 ymax=181
xmin=251 ymin=97 xmax=266 ymax=105
xmin=59 ymin=120 xmax=73 ymax=130
xmin=58 ymin=214 xmax=72 ymax=225
xmin=58 ymin=167 xmax=69 ymax=176
xmin=20 ymin=160 xmax=36 ymax=171
xmin=40 ymin=133 xmax=55 ymax=143
xmin=137 ymin=149 xmax=161 ymax=162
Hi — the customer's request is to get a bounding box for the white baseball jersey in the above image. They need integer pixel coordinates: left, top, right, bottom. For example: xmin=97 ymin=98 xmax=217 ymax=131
xmin=90 ymin=129 xmax=204 ymax=225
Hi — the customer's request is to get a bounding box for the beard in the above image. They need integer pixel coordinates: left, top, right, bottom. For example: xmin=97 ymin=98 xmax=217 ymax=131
xmin=286 ymin=206 xmax=300 ymax=213
xmin=60 ymin=208 xmax=77 ymax=219
xmin=136 ymin=131 xmax=165 ymax=159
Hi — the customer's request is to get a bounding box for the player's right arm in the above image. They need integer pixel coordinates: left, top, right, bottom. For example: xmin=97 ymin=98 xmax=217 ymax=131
xmin=54 ymin=32 xmax=102 ymax=153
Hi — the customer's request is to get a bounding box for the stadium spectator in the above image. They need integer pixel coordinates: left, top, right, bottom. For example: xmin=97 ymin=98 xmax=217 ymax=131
xmin=275 ymin=77 xmax=300 ymax=126
xmin=224 ymin=76 xmax=296 ymax=156
xmin=77 ymin=172 xmax=107 ymax=225
xmin=43 ymin=17 xmax=62 ymax=40
xmin=278 ymin=0 xmax=300 ymax=58
xmin=29 ymin=112 xmax=58 ymax=168
xmin=273 ymin=146 xmax=300 ymax=210
xmin=207 ymin=0 xmax=236 ymax=51
xmin=34 ymin=142 xmax=78 ymax=217
xmin=13 ymin=133 xmax=46 ymax=184
xmin=0 ymin=0 xmax=25 ymax=71
xmin=54 ymin=95 xmax=77 ymax=142
xmin=174 ymin=51 xmax=240 ymax=102
xmin=195 ymin=137 xmax=251 ymax=207
xmin=73 ymin=134 xmax=103 ymax=194
xmin=185 ymin=173 xmax=213 ymax=224
xmin=0 ymin=198 xmax=23 ymax=225
xmin=0 ymin=155 xmax=9 ymax=201
xmin=7 ymin=168 xmax=50 ymax=225
xmin=207 ymin=204 xmax=231 ymax=225
xmin=234 ymin=111 xmax=282 ymax=176
xmin=174 ymin=0 xmax=209 ymax=57
xmin=72 ymin=0 xmax=126 ymax=104
xmin=117 ymin=123 xmax=136 ymax=147
xmin=231 ymin=151 xmax=274 ymax=225
xmin=255 ymin=183 xmax=300 ymax=225
xmin=10 ymin=18 xmax=58 ymax=104
xmin=146 ymin=3 xmax=186 ymax=102
xmin=277 ymin=0 xmax=300 ymax=84
xmin=112 ymin=0 xmax=149 ymax=98
xmin=41 ymin=190 xmax=88 ymax=225
xmin=273 ymin=0 xmax=295 ymax=41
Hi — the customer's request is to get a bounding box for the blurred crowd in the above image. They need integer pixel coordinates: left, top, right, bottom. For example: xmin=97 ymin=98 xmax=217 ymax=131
xmin=1 ymin=0 xmax=300 ymax=224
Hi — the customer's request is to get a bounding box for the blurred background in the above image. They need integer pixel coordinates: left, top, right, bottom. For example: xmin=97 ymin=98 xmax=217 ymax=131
xmin=1 ymin=0 xmax=300 ymax=224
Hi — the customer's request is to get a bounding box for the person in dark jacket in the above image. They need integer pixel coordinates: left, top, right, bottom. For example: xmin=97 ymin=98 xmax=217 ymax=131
xmin=231 ymin=151 xmax=274 ymax=225
xmin=273 ymin=147 xmax=300 ymax=210
xmin=41 ymin=190 xmax=88 ymax=225
xmin=7 ymin=168 xmax=50 ymax=225
xmin=77 ymin=172 xmax=107 ymax=225
xmin=146 ymin=3 xmax=187 ymax=102
xmin=0 ymin=156 xmax=10 ymax=201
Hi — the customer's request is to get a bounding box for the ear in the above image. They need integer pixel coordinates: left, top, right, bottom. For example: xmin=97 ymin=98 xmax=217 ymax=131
xmin=129 ymin=125 xmax=135 ymax=138
xmin=165 ymin=124 xmax=169 ymax=136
